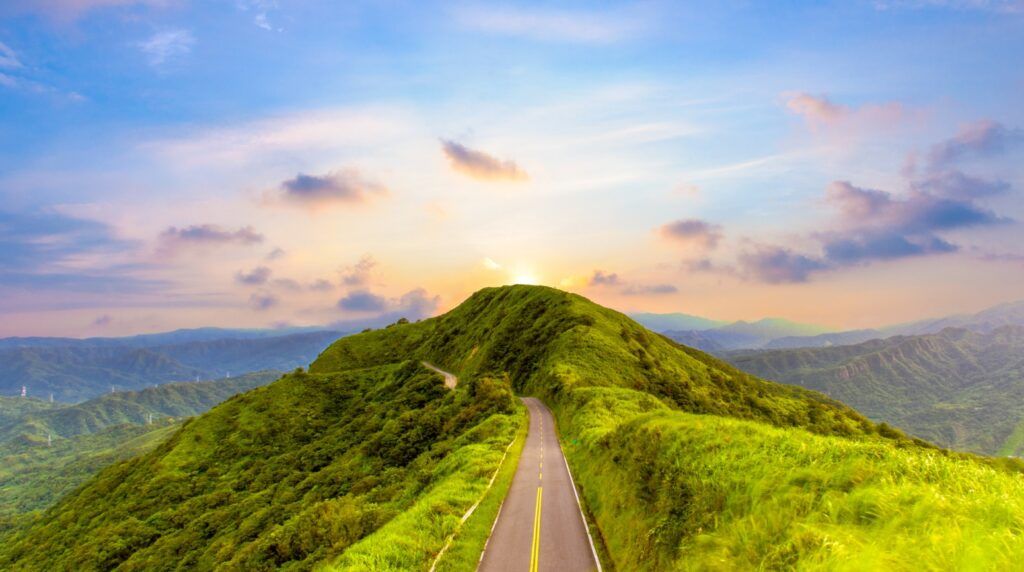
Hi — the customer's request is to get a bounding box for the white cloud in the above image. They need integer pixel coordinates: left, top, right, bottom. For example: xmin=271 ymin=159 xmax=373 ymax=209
xmin=137 ymin=29 xmax=194 ymax=67
xmin=0 ymin=41 xmax=21 ymax=69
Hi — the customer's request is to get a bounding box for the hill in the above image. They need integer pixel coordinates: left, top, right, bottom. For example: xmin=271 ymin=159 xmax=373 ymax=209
xmin=0 ymin=331 xmax=340 ymax=402
xmin=4 ymin=286 xmax=1024 ymax=570
xmin=0 ymin=371 xmax=280 ymax=446
xmin=730 ymin=326 xmax=1024 ymax=455
xmin=0 ymin=422 xmax=181 ymax=532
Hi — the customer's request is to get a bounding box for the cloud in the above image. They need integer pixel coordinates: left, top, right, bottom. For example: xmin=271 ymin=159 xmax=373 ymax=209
xmin=483 ymin=257 xmax=502 ymax=270
xmin=337 ymin=288 xmax=440 ymax=321
xmin=92 ymin=314 xmax=112 ymax=327
xmin=309 ymin=279 xmax=335 ymax=291
xmin=0 ymin=209 xmax=164 ymax=296
xmin=913 ymin=171 xmax=1010 ymax=200
xmin=927 ymin=120 xmax=1023 ymax=170
xmin=621 ymin=283 xmax=678 ymax=296
xmin=337 ymin=290 xmax=388 ymax=312
xmin=785 ymin=92 xmax=907 ymax=132
xmin=441 ymin=140 xmax=528 ymax=182
xmin=276 ymin=169 xmax=387 ymax=207
xmin=137 ymin=29 xmax=194 ymax=67
xmin=589 ymin=270 xmax=620 ymax=286
xmin=738 ymin=246 xmax=829 ymax=284
xmin=235 ymin=266 xmax=272 ymax=285
xmin=826 ymin=180 xmax=1006 ymax=234
xmin=0 ymin=41 xmax=21 ymax=69
xmin=157 ymin=224 xmax=264 ymax=254
xmin=265 ymin=247 xmax=286 ymax=260
xmin=660 ymin=219 xmax=723 ymax=250
xmin=341 ymin=255 xmax=376 ymax=286
xmin=732 ymin=176 xmax=1009 ymax=283
xmin=454 ymin=4 xmax=643 ymax=43
xmin=248 ymin=292 xmax=278 ymax=311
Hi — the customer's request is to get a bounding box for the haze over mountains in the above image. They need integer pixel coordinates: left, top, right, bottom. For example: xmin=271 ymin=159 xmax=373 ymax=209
xmin=635 ymin=299 xmax=1024 ymax=352
xmin=0 ymin=329 xmax=341 ymax=402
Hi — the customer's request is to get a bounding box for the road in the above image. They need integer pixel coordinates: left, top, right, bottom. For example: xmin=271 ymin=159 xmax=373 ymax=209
xmin=479 ymin=397 xmax=601 ymax=572
xmin=422 ymin=362 xmax=458 ymax=389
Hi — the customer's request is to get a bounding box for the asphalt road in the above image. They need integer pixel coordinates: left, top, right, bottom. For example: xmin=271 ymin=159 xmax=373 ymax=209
xmin=422 ymin=362 xmax=458 ymax=389
xmin=479 ymin=397 xmax=601 ymax=572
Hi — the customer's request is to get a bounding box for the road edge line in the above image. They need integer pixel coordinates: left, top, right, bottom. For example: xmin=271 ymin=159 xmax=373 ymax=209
xmin=560 ymin=436 xmax=604 ymax=572
xmin=428 ymin=422 xmax=519 ymax=572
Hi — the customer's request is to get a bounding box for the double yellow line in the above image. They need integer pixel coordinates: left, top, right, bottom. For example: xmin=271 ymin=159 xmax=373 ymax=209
xmin=530 ymin=486 xmax=543 ymax=572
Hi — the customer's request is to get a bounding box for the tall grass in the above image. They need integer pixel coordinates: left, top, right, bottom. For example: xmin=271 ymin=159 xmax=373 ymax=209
xmin=559 ymin=386 xmax=1024 ymax=571
xmin=324 ymin=409 xmax=524 ymax=571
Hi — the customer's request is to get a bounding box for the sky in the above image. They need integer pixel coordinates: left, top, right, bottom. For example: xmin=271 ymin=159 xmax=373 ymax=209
xmin=1 ymin=0 xmax=1023 ymax=337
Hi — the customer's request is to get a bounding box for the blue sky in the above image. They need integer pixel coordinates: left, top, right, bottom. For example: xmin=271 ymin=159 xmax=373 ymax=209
xmin=1 ymin=0 xmax=1023 ymax=336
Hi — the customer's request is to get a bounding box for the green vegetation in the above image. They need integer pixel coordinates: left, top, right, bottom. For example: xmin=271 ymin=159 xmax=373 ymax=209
xmin=432 ymin=407 xmax=529 ymax=572
xmin=309 ymin=286 xmax=1024 ymax=569
xmin=0 ymin=397 xmax=61 ymax=425
xmin=730 ymin=326 xmax=1024 ymax=455
xmin=0 ymin=371 xmax=280 ymax=446
xmin=5 ymin=285 xmax=1024 ymax=570
xmin=0 ymin=422 xmax=180 ymax=532
xmin=0 ymin=361 xmax=521 ymax=570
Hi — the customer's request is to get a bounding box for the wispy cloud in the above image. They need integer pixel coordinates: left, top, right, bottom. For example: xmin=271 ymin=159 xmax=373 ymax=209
xmin=454 ymin=4 xmax=644 ymax=43
xmin=157 ymin=224 xmax=263 ymax=254
xmin=137 ymin=29 xmax=194 ymax=67
xmin=341 ymin=255 xmax=376 ymax=287
xmin=0 ymin=41 xmax=21 ymax=69
xmin=441 ymin=139 xmax=528 ymax=182
xmin=785 ymin=92 xmax=909 ymax=134
xmin=926 ymin=120 xmax=1023 ymax=170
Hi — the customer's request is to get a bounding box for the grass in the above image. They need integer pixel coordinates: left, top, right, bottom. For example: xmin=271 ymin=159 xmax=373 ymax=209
xmin=432 ymin=402 xmax=529 ymax=572
xmin=0 ymin=363 xmax=519 ymax=571
xmin=325 ymin=404 xmax=525 ymax=571
xmin=7 ymin=285 xmax=1024 ymax=570
xmin=564 ymin=396 xmax=1024 ymax=570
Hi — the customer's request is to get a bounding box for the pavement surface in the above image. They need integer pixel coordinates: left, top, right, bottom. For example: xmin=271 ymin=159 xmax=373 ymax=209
xmin=422 ymin=362 xmax=458 ymax=389
xmin=478 ymin=397 xmax=601 ymax=572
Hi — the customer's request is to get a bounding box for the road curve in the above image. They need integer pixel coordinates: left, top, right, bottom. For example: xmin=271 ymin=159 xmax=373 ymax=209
xmin=422 ymin=362 xmax=458 ymax=389
xmin=479 ymin=397 xmax=601 ymax=572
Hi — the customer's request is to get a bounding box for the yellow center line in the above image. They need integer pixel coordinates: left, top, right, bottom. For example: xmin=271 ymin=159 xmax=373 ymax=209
xmin=530 ymin=486 xmax=543 ymax=572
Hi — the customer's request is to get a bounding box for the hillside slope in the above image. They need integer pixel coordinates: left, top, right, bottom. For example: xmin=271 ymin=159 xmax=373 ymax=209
xmin=4 ymin=286 xmax=1024 ymax=570
xmin=0 ymin=361 xmax=521 ymax=570
xmin=0 ymin=371 xmax=280 ymax=446
xmin=730 ymin=326 xmax=1024 ymax=455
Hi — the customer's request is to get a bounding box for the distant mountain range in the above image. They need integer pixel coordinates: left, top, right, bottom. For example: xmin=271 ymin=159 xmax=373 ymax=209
xmin=0 ymin=371 xmax=280 ymax=529
xmin=729 ymin=326 xmax=1024 ymax=455
xmin=0 ymin=330 xmax=341 ymax=402
xmin=636 ymin=299 xmax=1024 ymax=351
xmin=0 ymin=371 xmax=280 ymax=446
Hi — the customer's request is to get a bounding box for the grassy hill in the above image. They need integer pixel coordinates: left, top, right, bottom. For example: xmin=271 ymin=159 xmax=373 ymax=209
xmin=0 ymin=331 xmax=339 ymax=402
xmin=730 ymin=326 xmax=1024 ymax=455
xmin=4 ymin=286 xmax=1024 ymax=570
xmin=0 ymin=422 xmax=181 ymax=532
xmin=0 ymin=371 xmax=280 ymax=446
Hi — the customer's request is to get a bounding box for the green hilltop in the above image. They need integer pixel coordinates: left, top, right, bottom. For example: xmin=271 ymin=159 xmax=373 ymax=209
xmin=4 ymin=285 xmax=1024 ymax=570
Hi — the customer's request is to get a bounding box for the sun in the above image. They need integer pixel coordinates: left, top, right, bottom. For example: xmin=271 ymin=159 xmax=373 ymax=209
xmin=511 ymin=271 xmax=540 ymax=285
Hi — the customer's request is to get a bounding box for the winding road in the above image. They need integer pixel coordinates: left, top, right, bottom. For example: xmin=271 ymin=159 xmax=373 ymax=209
xmin=422 ymin=362 xmax=458 ymax=389
xmin=479 ymin=397 xmax=601 ymax=572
